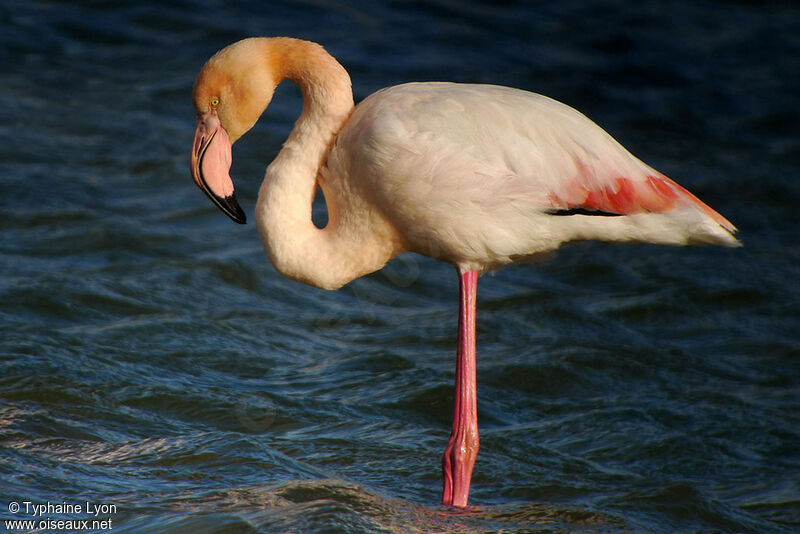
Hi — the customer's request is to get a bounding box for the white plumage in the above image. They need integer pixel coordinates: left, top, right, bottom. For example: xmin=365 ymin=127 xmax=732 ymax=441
xmin=325 ymin=82 xmax=737 ymax=274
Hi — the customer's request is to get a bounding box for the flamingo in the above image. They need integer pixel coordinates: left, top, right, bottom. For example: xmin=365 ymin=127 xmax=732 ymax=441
xmin=190 ymin=37 xmax=739 ymax=507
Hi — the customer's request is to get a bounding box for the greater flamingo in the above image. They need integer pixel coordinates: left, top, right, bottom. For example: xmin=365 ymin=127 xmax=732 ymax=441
xmin=190 ymin=37 xmax=739 ymax=507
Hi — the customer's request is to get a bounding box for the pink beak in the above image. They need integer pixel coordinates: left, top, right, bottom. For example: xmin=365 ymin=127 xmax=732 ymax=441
xmin=191 ymin=109 xmax=246 ymax=224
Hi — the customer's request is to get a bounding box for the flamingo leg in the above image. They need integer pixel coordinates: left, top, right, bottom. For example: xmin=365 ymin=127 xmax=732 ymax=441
xmin=441 ymin=269 xmax=480 ymax=507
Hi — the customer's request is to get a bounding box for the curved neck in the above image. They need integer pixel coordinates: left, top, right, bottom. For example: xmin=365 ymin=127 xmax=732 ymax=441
xmin=255 ymin=39 xmax=362 ymax=289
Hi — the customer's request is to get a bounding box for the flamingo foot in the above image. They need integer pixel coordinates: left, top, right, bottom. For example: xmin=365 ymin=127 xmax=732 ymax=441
xmin=441 ymin=418 xmax=479 ymax=507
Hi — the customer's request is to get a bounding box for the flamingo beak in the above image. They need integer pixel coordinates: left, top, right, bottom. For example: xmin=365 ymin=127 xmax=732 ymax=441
xmin=191 ymin=110 xmax=246 ymax=224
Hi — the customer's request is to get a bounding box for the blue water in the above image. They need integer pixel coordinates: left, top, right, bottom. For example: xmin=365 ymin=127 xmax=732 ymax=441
xmin=1 ymin=1 xmax=799 ymax=532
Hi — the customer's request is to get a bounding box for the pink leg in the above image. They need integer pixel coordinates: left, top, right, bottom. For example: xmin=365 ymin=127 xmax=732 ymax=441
xmin=441 ymin=269 xmax=479 ymax=507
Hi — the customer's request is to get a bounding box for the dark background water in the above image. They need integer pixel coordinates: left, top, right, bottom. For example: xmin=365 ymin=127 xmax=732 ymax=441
xmin=1 ymin=1 xmax=798 ymax=532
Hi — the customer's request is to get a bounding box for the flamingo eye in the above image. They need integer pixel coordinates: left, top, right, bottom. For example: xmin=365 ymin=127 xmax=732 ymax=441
xmin=210 ymin=97 xmax=220 ymax=107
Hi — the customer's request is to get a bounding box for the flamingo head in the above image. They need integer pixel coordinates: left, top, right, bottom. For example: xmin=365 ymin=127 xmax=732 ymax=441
xmin=191 ymin=38 xmax=277 ymax=224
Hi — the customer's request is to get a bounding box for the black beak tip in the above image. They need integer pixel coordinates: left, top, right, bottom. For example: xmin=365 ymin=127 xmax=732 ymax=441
xmin=221 ymin=195 xmax=247 ymax=224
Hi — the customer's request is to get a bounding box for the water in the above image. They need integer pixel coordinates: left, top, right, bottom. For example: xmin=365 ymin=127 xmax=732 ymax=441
xmin=1 ymin=1 xmax=798 ymax=532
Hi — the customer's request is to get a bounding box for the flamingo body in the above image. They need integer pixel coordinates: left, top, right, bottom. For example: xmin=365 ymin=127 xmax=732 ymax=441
xmin=190 ymin=37 xmax=738 ymax=508
xmin=325 ymin=82 xmax=736 ymax=274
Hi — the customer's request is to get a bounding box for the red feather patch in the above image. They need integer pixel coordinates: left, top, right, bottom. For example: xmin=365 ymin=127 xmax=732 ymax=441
xmin=548 ymin=160 xmax=736 ymax=233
